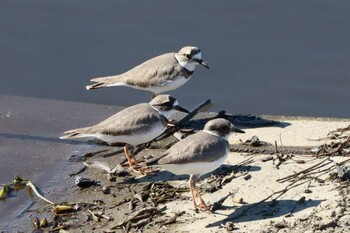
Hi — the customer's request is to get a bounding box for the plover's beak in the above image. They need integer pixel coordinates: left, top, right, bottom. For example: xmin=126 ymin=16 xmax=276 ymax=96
xmin=231 ymin=126 xmax=245 ymax=134
xmin=173 ymin=105 xmax=190 ymax=114
xmin=198 ymin=59 xmax=209 ymax=69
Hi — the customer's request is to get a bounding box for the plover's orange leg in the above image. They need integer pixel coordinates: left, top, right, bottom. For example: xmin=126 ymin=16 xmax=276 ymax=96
xmin=123 ymin=144 xmax=137 ymax=167
xmin=190 ymin=176 xmax=209 ymax=211
xmin=189 ymin=176 xmax=198 ymax=208
xmin=123 ymin=145 xmax=154 ymax=175
xmin=194 ymin=188 xmax=209 ymax=211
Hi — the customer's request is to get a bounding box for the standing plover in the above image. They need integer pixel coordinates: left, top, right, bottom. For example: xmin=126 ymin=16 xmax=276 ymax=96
xmin=60 ymin=95 xmax=189 ymax=170
xmin=86 ymin=46 xmax=209 ymax=98
xmin=144 ymin=118 xmax=245 ymax=210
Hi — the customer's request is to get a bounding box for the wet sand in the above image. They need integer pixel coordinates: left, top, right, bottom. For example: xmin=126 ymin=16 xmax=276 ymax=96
xmin=0 ymin=94 xmax=122 ymax=229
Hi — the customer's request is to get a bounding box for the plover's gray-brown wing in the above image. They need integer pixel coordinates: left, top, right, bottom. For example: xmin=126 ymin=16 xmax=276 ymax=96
xmin=147 ymin=131 xmax=229 ymax=166
xmin=61 ymin=103 xmax=167 ymax=139
xmin=87 ymin=53 xmax=191 ymax=90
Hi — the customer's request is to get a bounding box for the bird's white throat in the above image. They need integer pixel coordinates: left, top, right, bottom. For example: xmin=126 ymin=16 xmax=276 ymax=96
xmin=203 ymin=129 xmax=230 ymax=141
xmin=175 ymin=53 xmax=202 ymax=72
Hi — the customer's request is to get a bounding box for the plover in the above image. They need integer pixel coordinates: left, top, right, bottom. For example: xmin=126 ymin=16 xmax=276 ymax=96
xmin=60 ymin=95 xmax=189 ymax=170
xmin=86 ymin=46 xmax=209 ymax=97
xmin=144 ymin=118 xmax=245 ymax=210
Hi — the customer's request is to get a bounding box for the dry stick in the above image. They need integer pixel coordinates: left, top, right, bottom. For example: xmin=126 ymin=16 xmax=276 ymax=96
xmin=276 ymin=157 xmax=331 ymax=183
xmin=278 ymin=160 xmax=333 ymax=183
xmin=329 ymin=125 xmax=350 ymax=134
xmin=338 ymin=157 xmax=350 ymax=166
xmin=277 ymin=157 xmax=350 ymax=184
xmin=111 ymin=206 xmax=166 ymax=229
xmin=274 ymin=141 xmax=279 ymax=154
xmin=110 ymin=197 xmax=132 ymax=209
xmin=305 ymin=158 xmax=349 ymax=177
xmin=316 ymin=136 xmax=350 ymax=157
xmin=26 ymin=181 xmax=55 ymax=205
xmin=154 ymin=99 xmax=212 ymax=142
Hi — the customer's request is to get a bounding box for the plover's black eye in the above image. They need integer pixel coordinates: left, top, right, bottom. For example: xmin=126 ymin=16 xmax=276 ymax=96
xmin=186 ymin=54 xmax=192 ymax=60
xmin=162 ymin=102 xmax=173 ymax=110
xmin=222 ymin=126 xmax=230 ymax=132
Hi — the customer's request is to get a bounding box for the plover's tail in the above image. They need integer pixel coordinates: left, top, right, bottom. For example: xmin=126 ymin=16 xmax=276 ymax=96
xmin=59 ymin=127 xmax=91 ymax=139
xmin=86 ymin=75 xmax=122 ymax=90
xmin=86 ymin=82 xmax=106 ymax=90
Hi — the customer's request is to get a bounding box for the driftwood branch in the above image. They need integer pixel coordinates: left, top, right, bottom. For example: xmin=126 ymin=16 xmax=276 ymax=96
xmin=154 ymin=99 xmax=212 ymax=141
xmin=110 ymin=206 xmax=166 ymax=229
xmin=27 ymin=181 xmax=55 ymax=205
xmin=277 ymin=157 xmax=350 ymax=183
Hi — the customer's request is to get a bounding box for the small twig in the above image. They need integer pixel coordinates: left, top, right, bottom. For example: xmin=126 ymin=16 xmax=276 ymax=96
xmin=68 ymin=166 xmax=87 ymax=177
xmin=84 ymin=148 xmax=110 ymax=158
xmin=111 ymin=206 xmax=166 ymax=229
xmin=276 ymin=157 xmax=331 ymax=183
xmin=274 ymin=141 xmax=279 ymax=154
xmin=26 ymin=181 xmax=54 ymax=205
xmin=316 ymin=136 xmax=350 ymax=157
xmin=154 ymin=99 xmax=212 ymax=141
xmin=109 ymin=197 xmax=132 ymax=209
xmin=210 ymin=191 xmax=236 ymax=212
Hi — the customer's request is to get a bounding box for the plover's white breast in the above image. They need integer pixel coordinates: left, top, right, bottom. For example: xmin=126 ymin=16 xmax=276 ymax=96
xmin=158 ymin=149 xmax=229 ymax=177
xmin=97 ymin=123 xmax=166 ymax=146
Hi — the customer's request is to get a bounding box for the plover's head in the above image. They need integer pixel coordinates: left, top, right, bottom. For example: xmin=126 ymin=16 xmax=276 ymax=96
xmin=175 ymin=46 xmax=209 ymax=72
xmin=149 ymin=94 xmax=189 ymax=119
xmin=203 ymin=118 xmax=245 ymax=140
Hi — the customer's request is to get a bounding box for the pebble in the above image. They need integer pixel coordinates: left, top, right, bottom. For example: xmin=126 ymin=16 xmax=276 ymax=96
xmin=102 ymin=186 xmax=111 ymax=194
xmin=276 ymin=229 xmax=290 ymax=233
xmin=337 ymin=208 xmax=346 ymax=218
xmin=243 ymin=174 xmax=252 ymax=180
xmin=299 ymin=214 xmax=310 ymax=222
xmin=304 ymin=189 xmax=312 ymax=193
xmin=297 ymin=196 xmax=306 ymax=204
xmin=319 ymin=200 xmax=338 ymax=210
xmin=337 ymin=215 xmax=350 ymax=226
xmin=274 ymin=220 xmax=288 ymax=229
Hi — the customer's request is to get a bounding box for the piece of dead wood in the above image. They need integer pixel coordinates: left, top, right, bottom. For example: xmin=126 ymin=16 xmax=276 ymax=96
xmin=109 ymin=197 xmax=132 ymax=209
xmin=84 ymin=148 xmax=110 ymax=158
xmin=276 ymin=157 xmax=332 ymax=183
xmin=110 ymin=206 xmax=166 ymax=229
xmin=154 ymin=99 xmax=212 ymax=141
xmin=87 ymin=209 xmax=112 ymax=222
xmin=277 ymin=157 xmax=350 ymax=184
xmin=315 ymin=135 xmax=350 ymax=157
xmin=26 ymin=181 xmax=55 ymax=205
xmin=210 ymin=192 xmax=236 ymax=212
xmin=155 ymin=211 xmax=185 ymax=227
xmin=68 ymin=166 xmax=87 ymax=177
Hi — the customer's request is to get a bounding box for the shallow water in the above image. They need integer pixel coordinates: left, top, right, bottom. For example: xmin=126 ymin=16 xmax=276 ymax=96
xmin=1 ymin=1 xmax=350 ymax=118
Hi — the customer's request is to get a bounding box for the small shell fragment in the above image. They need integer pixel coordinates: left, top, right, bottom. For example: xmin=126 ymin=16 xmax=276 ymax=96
xmin=53 ymin=204 xmax=74 ymax=214
xmin=232 ymin=196 xmax=243 ymax=203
